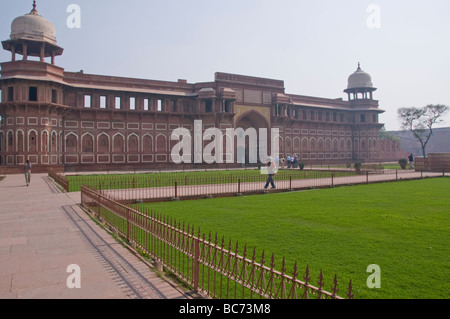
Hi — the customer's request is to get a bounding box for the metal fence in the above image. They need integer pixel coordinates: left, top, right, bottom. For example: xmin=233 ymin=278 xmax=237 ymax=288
xmin=71 ymin=168 xmax=446 ymax=203
xmin=80 ymin=185 xmax=353 ymax=299
xmin=60 ymin=169 xmax=358 ymax=192
xmin=48 ymin=169 xmax=69 ymax=192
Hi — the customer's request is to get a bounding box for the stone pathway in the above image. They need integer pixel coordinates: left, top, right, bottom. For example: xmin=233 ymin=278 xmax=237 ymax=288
xmin=0 ymin=173 xmax=189 ymax=299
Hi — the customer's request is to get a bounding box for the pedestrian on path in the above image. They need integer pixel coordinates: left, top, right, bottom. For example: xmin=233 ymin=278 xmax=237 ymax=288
xmin=264 ymin=157 xmax=277 ymax=190
xmin=24 ymin=160 xmax=31 ymax=186
xmin=408 ymin=153 xmax=414 ymax=169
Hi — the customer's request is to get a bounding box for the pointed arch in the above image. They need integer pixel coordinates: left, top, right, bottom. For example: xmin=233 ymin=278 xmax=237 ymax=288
xmin=51 ymin=130 xmax=58 ymax=152
xmin=127 ymin=133 xmax=140 ymax=152
xmin=41 ymin=130 xmax=49 ymax=153
xmin=317 ymin=137 xmax=324 ymax=152
xmin=65 ymin=132 xmax=78 ymax=153
xmin=142 ymin=133 xmax=153 ymax=153
xmin=82 ymin=132 xmax=94 ymax=153
xmin=98 ymin=132 xmax=110 ymax=153
xmin=293 ymin=137 xmax=301 ymax=153
xmin=234 ymin=109 xmax=270 ymax=130
xmin=16 ymin=129 xmax=25 ymax=153
xmin=28 ymin=129 xmax=38 ymax=152
xmin=285 ymin=136 xmax=292 ymax=153
xmin=156 ymin=133 xmax=167 ymax=153
xmin=310 ymin=137 xmax=316 ymax=152
xmin=112 ymin=133 xmax=124 ymax=153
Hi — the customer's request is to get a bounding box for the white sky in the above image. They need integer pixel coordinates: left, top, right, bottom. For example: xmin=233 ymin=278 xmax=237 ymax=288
xmin=1 ymin=0 xmax=449 ymax=130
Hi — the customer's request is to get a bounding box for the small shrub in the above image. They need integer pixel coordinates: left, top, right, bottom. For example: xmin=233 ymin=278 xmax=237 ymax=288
xmin=398 ymin=159 xmax=408 ymax=169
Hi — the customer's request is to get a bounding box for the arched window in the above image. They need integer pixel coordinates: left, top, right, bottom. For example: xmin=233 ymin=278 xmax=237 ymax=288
xmin=82 ymin=134 xmax=94 ymax=153
xmin=128 ymin=134 xmax=139 ymax=152
xmin=51 ymin=132 xmax=57 ymax=152
xmin=17 ymin=130 xmax=24 ymax=152
xmin=361 ymin=139 xmax=366 ymax=151
xmin=98 ymin=134 xmax=110 ymax=153
xmin=294 ymin=138 xmax=300 ymax=152
xmin=112 ymin=134 xmax=123 ymax=153
xmin=346 ymin=139 xmax=352 ymax=152
xmin=301 ymin=138 xmax=308 ymax=152
xmin=156 ymin=134 xmax=167 ymax=153
xmin=8 ymin=131 xmax=14 ymax=151
xmin=310 ymin=138 xmax=316 ymax=152
xmin=340 ymin=139 xmax=345 ymax=152
xmin=42 ymin=131 xmax=49 ymax=153
xmin=333 ymin=139 xmax=338 ymax=152
xmin=325 ymin=139 xmax=331 ymax=152
xmin=143 ymin=134 xmax=153 ymax=153
xmin=318 ymin=138 xmax=324 ymax=152
xmin=29 ymin=131 xmax=37 ymax=152
xmin=65 ymin=133 xmax=77 ymax=153
xmin=285 ymin=137 xmax=292 ymax=153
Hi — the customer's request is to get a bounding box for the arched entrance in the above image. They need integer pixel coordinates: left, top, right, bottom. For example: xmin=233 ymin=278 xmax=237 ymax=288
xmin=234 ymin=110 xmax=271 ymax=165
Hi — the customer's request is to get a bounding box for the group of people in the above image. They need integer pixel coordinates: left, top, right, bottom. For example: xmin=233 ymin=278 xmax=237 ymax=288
xmin=280 ymin=154 xmax=300 ymax=169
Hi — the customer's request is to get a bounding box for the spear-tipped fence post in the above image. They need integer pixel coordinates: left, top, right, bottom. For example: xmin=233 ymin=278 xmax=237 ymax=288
xmin=347 ymin=280 xmax=354 ymax=299
xmin=174 ymin=181 xmax=178 ymax=199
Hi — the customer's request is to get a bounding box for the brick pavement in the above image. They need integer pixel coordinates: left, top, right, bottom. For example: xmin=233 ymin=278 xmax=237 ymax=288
xmin=0 ymin=173 xmax=189 ymax=299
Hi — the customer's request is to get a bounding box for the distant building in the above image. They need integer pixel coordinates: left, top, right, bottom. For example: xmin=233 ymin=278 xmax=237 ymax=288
xmin=0 ymin=2 xmax=405 ymax=172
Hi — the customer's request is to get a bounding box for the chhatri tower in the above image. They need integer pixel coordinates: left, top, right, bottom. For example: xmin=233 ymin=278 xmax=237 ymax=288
xmin=0 ymin=2 xmax=405 ymax=172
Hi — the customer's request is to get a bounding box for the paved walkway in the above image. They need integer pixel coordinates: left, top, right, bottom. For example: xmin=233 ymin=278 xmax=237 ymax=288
xmin=0 ymin=173 xmax=189 ymax=299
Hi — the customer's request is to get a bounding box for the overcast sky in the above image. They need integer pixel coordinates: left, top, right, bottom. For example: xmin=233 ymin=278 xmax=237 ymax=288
xmin=1 ymin=0 xmax=449 ymax=130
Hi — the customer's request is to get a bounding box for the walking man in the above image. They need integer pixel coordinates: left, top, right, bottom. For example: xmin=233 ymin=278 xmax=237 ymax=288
xmin=264 ymin=157 xmax=277 ymax=190
xmin=24 ymin=160 xmax=31 ymax=186
xmin=408 ymin=153 xmax=414 ymax=170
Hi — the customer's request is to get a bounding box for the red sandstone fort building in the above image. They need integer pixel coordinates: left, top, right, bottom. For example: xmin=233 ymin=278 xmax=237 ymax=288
xmin=0 ymin=3 xmax=405 ymax=172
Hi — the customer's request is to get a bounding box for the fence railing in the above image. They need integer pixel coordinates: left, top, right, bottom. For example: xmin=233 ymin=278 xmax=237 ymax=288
xmin=80 ymin=185 xmax=353 ymax=299
xmin=50 ymin=168 xmax=448 ymax=204
xmin=48 ymin=169 xmax=69 ymax=192
xmin=58 ymin=169 xmax=357 ymax=192
xmin=76 ymin=169 xmax=446 ymax=203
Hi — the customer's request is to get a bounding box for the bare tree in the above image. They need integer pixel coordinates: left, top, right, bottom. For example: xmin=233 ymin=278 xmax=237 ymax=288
xmin=397 ymin=104 xmax=449 ymax=158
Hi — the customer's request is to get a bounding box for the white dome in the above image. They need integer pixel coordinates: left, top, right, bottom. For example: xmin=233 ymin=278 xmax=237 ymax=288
xmin=347 ymin=63 xmax=373 ymax=89
xmin=10 ymin=5 xmax=57 ymax=45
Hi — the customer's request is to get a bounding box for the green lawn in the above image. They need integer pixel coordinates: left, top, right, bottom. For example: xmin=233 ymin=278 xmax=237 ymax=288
xmin=135 ymin=178 xmax=450 ymax=299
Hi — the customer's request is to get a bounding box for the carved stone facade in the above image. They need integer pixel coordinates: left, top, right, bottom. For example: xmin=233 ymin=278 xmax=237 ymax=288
xmin=0 ymin=3 xmax=405 ymax=173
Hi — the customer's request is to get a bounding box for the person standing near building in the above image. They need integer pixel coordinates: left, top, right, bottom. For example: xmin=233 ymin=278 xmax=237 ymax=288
xmin=408 ymin=153 xmax=414 ymax=169
xmin=24 ymin=160 xmax=31 ymax=186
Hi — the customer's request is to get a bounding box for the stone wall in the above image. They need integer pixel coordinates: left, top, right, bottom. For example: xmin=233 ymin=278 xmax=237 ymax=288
xmin=414 ymin=153 xmax=450 ymax=172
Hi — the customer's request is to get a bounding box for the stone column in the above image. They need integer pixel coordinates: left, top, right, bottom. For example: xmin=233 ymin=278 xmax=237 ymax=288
xmin=40 ymin=43 xmax=45 ymax=62
xmin=22 ymin=42 xmax=28 ymax=61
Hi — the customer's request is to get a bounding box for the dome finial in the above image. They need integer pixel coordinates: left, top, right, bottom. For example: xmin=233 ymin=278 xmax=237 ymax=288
xmin=357 ymin=62 xmax=361 ymax=69
xmin=30 ymin=0 xmax=38 ymax=14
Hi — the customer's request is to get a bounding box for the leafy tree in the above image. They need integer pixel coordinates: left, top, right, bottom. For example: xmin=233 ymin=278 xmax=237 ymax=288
xmin=378 ymin=125 xmax=399 ymax=141
xmin=397 ymin=104 xmax=449 ymax=158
